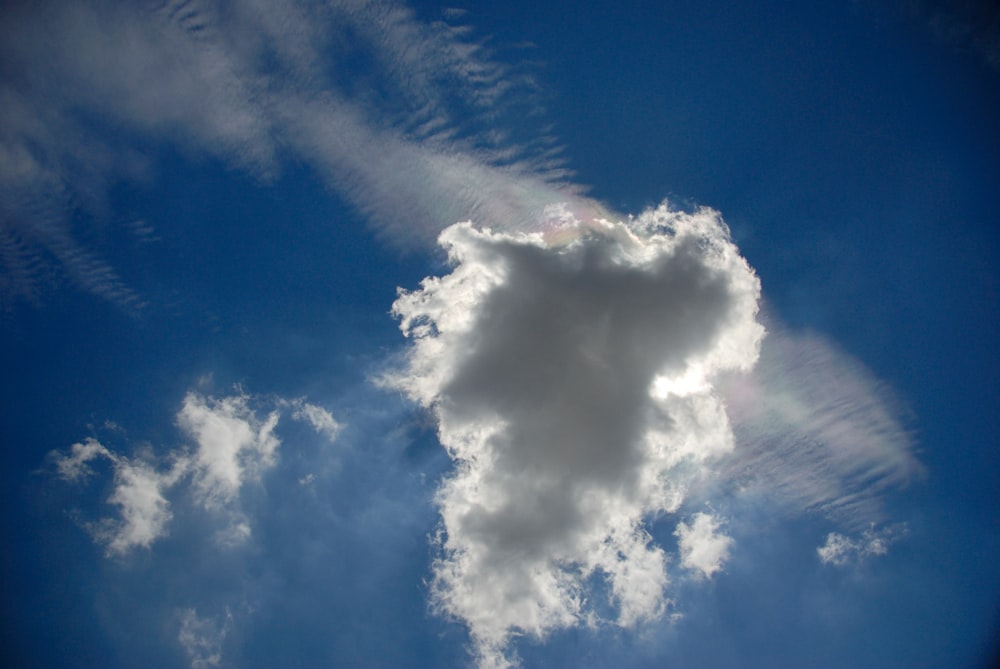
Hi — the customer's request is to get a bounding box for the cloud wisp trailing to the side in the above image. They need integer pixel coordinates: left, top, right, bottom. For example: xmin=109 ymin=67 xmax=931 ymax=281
xmin=717 ymin=324 xmax=923 ymax=528
xmin=385 ymin=203 xmax=763 ymax=668
xmin=50 ymin=390 xmax=339 ymax=556
xmin=0 ymin=0 xmax=602 ymax=310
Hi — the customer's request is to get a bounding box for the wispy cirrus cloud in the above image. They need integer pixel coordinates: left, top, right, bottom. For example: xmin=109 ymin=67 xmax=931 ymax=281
xmin=0 ymin=0 xmax=595 ymax=309
xmin=718 ymin=324 xmax=923 ymax=528
xmin=287 ymin=398 xmax=342 ymax=441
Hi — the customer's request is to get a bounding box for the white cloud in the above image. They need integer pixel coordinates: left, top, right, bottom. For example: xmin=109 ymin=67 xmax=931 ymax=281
xmin=20 ymin=1 xmax=927 ymax=662
xmin=0 ymin=0 xmax=598 ymax=308
xmin=96 ymin=456 xmax=189 ymax=557
xmin=52 ymin=437 xmax=112 ymax=482
xmin=817 ymin=524 xmax=906 ymax=567
xmin=51 ymin=389 xmax=339 ymax=555
xmin=178 ymin=607 xmax=231 ymax=669
xmin=178 ymin=392 xmax=281 ymax=511
xmin=386 ymin=202 xmax=763 ymax=668
xmin=51 ymin=438 xmax=188 ymax=556
xmin=675 ymin=512 xmax=733 ymax=579
xmin=288 ymin=399 xmax=342 ymax=441
xmin=718 ymin=325 xmax=922 ymax=527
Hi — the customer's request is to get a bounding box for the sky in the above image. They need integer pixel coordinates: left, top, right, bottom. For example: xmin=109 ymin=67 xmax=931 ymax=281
xmin=1 ymin=1 xmax=998 ymax=668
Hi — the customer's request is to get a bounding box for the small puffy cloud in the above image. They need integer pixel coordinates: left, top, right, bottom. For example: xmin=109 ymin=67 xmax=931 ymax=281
xmin=52 ymin=437 xmax=112 ymax=482
xmin=288 ymin=399 xmax=342 ymax=441
xmin=178 ymin=608 xmax=231 ymax=669
xmin=51 ymin=438 xmax=187 ymax=556
xmin=95 ymin=456 xmax=188 ymax=556
xmin=178 ymin=392 xmax=281 ymax=510
xmin=50 ymin=389 xmax=340 ymax=556
xmin=817 ymin=524 xmax=906 ymax=567
xmin=386 ymin=202 xmax=763 ymax=667
xmin=675 ymin=512 xmax=733 ymax=579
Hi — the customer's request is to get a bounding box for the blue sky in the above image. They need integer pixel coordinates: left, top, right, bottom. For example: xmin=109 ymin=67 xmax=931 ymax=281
xmin=1 ymin=1 xmax=998 ymax=668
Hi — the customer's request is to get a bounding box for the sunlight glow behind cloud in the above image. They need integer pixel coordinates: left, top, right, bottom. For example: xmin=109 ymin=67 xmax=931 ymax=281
xmin=386 ymin=203 xmax=763 ymax=668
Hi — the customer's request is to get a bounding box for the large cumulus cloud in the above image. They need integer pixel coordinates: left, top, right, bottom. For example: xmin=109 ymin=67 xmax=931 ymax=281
xmin=386 ymin=202 xmax=763 ymax=668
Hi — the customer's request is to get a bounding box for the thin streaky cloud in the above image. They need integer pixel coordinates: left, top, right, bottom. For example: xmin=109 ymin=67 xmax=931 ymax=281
xmin=0 ymin=0 xmax=584 ymax=308
xmin=288 ymin=399 xmax=343 ymax=441
xmin=718 ymin=324 xmax=922 ymax=529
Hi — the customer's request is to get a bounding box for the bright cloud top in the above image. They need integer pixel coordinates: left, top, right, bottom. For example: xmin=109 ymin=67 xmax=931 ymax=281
xmin=50 ymin=391 xmax=338 ymax=556
xmin=387 ymin=202 xmax=763 ymax=668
